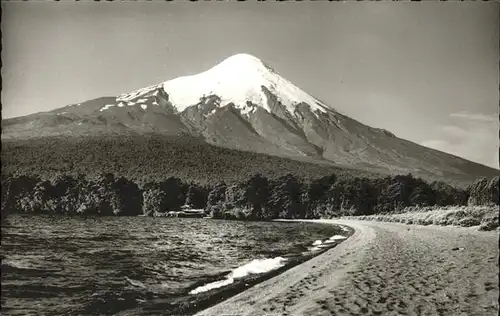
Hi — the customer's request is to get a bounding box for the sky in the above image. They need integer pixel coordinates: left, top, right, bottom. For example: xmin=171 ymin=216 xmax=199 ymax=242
xmin=2 ymin=1 xmax=498 ymax=168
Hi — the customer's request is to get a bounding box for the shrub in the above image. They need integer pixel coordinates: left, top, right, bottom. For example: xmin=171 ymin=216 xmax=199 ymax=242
xmin=457 ymin=217 xmax=481 ymax=227
xmin=479 ymin=214 xmax=499 ymax=231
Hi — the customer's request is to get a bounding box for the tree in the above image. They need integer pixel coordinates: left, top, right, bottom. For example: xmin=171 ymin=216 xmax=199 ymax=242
xmin=223 ymin=183 xmax=248 ymax=218
xmin=468 ymin=176 xmax=499 ymax=206
xmin=206 ymin=182 xmax=227 ymax=218
xmin=374 ymin=174 xmax=419 ymax=214
xmin=267 ymin=174 xmax=304 ymax=219
xmin=430 ymin=181 xmax=467 ymax=206
xmin=110 ymin=176 xmax=142 ymax=215
xmin=350 ymin=178 xmax=378 ymax=215
xmin=8 ymin=175 xmax=43 ymax=212
xmin=184 ymin=184 xmax=209 ymax=209
xmin=301 ymin=174 xmax=337 ymax=219
xmin=142 ymin=183 xmax=166 ymax=216
xmin=142 ymin=177 xmax=186 ymax=215
xmin=242 ymin=173 xmax=269 ymax=219
xmin=409 ymin=179 xmax=436 ymax=207
xmin=30 ymin=180 xmax=56 ymax=213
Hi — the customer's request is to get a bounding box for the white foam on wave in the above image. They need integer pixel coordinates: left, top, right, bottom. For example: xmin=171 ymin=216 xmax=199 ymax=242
xmin=231 ymin=257 xmax=287 ymax=278
xmin=189 ymin=257 xmax=286 ymax=295
xmin=3 ymin=259 xmax=34 ymax=269
xmin=329 ymin=235 xmax=347 ymax=240
xmin=312 ymin=240 xmax=323 ymax=246
xmin=189 ymin=278 xmax=234 ymax=295
xmin=125 ymin=276 xmax=146 ymax=288
xmin=306 ymin=235 xmax=348 ymax=253
xmin=308 ymin=246 xmax=322 ymax=252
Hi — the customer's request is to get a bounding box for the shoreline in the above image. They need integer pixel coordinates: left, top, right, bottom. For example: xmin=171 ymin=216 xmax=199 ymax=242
xmin=196 ymin=219 xmax=499 ymax=316
xmin=112 ymin=220 xmax=350 ymax=316
xmin=195 ymin=219 xmax=371 ymax=316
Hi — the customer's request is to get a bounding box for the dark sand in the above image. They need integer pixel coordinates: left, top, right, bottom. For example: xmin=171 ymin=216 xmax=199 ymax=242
xmin=196 ymin=219 xmax=499 ymax=316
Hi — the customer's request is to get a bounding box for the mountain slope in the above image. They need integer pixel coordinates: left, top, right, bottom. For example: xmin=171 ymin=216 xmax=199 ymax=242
xmin=2 ymin=53 xmax=497 ymax=184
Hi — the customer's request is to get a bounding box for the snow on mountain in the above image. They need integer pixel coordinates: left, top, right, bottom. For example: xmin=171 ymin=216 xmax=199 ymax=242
xmin=117 ymin=53 xmax=330 ymax=117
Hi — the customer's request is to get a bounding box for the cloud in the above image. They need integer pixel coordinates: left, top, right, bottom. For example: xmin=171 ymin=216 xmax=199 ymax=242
xmin=450 ymin=111 xmax=497 ymax=123
xmin=421 ymin=140 xmax=448 ymax=149
xmin=421 ymin=118 xmax=498 ymax=169
xmin=440 ymin=125 xmax=469 ymax=139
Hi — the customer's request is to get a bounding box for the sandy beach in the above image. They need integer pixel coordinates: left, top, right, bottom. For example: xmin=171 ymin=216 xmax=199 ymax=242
xmin=196 ymin=219 xmax=499 ymax=316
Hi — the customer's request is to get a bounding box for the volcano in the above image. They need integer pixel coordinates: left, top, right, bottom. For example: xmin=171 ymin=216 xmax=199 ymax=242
xmin=2 ymin=53 xmax=497 ymax=183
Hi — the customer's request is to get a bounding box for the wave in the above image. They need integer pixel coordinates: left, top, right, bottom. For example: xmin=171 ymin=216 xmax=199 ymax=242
xmin=308 ymin=246 xmax=322 ymax=252
xmin=125 ymin=276 xmax=147 ymax=288
xmin=306 ymin=234 xmax=348 ymax=252
xmin=329 ymin=235 xmax=347 ymax=240
xmin=312 ymin=240 xmax=323 ymax=246
xmin=189 ymin=277 xmax=234 ymax=295
xmin=2 ymin=259 xmax=61 ymax=273
xmin=189 ymin=257 xmax=287 ymax=295
xmin=2 ymin=259 xmax=35 ymax=270
xmin=323 ymin=239 xmax=337 ymax=244
xmin=307 ymin=240 xmax=325 ymax=252
xmin=231 ymin=257 xmax=287 ymax=278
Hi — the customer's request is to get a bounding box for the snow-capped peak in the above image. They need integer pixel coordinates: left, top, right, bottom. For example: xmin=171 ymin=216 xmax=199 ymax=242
xmin=118 ymin=53 xmax=331 ymax=116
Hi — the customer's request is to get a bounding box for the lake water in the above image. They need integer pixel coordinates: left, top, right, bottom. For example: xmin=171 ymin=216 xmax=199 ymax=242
xmin=1 ymin=215 xmax=347 ymax=315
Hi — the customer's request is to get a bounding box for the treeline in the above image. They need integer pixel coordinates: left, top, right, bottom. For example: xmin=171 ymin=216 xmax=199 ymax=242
xmin=2 ymin=172 xmax=498 ymax=220
xmin=1 ymin=174 xmax=143 ymax=216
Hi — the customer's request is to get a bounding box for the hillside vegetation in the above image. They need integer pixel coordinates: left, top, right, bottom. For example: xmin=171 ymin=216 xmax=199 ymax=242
xmin=1 ymin=135 xmax=375 ymax=186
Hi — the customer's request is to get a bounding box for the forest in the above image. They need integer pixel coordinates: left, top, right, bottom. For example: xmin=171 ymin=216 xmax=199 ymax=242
xmin=1 ymin=134 xmax=374 ymax=186
xmin=2 ymin=171 xmax=498 ymax=221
